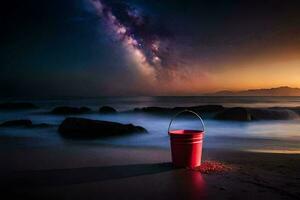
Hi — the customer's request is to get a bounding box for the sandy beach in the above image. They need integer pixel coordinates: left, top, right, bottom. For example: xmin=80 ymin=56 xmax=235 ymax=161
xmin=0 ymin=100 xmax=300 ymax=199
xmin=2 ymin=0 xmax=300 ymax=198
xmin=1 ymin=143 xmax=299 ymax=200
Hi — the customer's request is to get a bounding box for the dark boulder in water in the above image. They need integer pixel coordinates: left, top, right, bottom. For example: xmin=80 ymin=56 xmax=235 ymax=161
xmin=249 ymin=108 xmax=298 ymax=120
xmin=58 ymin=117 xmax=147 ymax=139
xmin=274 ymin=107 xmax=300 ymax=116
xmin=291 ymin=107 xmax=300 ymax=115
xmin=175 ymin=105 xmax=225 ymax=114
xmin=133 ymin=105 xmax=225 ymax=116
xmin=0 ymin=102 xmax=38 ymax=110
xmin=99 ymin=106 xmax=117 ymax=114
xmin=215 ymin=107 xmax=298 ymax=121
xmin=0 ymin=120 xmax=52 ymax=128
xmin=0 ymin=119 xmax=33 ymax=127
xmin=215 ymin=107 xmax=252 ymax=121
xmin=51 ymin=106 xmax=91 ymax=115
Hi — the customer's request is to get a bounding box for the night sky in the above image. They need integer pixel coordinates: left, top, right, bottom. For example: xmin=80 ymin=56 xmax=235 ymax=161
xmin=1 ymin=0 xmax=300 ymax=97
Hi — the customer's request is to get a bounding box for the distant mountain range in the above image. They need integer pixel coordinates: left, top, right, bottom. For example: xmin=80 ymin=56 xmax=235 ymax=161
xmin=205 ymin=86 xmax=300 ymax=96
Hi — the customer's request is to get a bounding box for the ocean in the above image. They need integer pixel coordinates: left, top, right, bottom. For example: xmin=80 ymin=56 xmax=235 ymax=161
xmin=0 ymin=96 xmax=300 ymax=153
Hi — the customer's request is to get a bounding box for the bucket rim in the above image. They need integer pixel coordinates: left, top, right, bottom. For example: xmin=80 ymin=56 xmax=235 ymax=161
xmin=169 ymin=129 xmax=204 ymax=135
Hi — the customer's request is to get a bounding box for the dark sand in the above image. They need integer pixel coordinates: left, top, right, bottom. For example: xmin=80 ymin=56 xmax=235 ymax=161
xmin=1 ymin=144 xmax=299 ymax=200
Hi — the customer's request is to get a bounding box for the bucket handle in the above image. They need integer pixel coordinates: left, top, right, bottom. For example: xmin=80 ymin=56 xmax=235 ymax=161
xmin=168 ymin=109 xmax=205 ymax=134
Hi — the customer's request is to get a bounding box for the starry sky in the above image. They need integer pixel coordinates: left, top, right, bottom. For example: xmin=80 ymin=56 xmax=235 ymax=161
xmin=1 ymin=0 xmax=300 ymax=97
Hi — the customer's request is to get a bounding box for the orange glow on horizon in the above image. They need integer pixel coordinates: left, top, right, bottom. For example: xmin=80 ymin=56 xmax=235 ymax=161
xmin=148 ymin=49 xmax=300 ymax=95
xmin=212 ymin=57 xmax=300 ymax=91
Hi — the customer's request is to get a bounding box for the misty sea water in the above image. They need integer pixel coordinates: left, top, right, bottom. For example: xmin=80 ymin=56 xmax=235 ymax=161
xmin=0 ymin=96 xmax=300 ymax=153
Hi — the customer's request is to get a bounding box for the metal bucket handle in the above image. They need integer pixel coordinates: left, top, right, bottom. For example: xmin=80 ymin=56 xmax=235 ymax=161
xmin=168 ymin=109 xmax=205 ymax=134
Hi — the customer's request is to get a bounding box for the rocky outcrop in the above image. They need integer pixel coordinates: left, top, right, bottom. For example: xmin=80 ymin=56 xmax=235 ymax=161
xmin=0 ymin=102 xmax=38 ymax=110
xmin=272 ymin=107 xmax=300 ymax=115
xmin=0 ymin=120 xmax=52 ymax=128
xmin=176 ymin=105 xmax=225 ymax=114
xmin=290 ymin=107 xmax=300 ymax=115
xmin=58 ymin=117 xmax=147 ymax=139
xmin=0 ymin=119 xmax=33 ymax=127
xmin=99 ymin=106 xmax=117 ymax=114
xmin=215 ymin=107 xmax=252 ymax=121
xmin=249 ymin=108 xmax=298 ymax=120
xmin=215 ymin=107 xmax=298 ymax=121
xmin=51 ymin=106 xmax=91 ymax=115
xmin=133 ymin=105 xmax=225 ymax=116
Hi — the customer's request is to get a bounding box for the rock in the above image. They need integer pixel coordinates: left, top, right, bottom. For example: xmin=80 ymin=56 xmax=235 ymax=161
xmin=0 ymin=120 xmax=33 ymax=127
xmin=215 ymin=107 xmax=298 ymax=121
xmin=0 ymin=102 xmax=38 ymax=110
xmin=249 ymin=108 xmax=298 ymax=120
xmin=58 ymin=117 xmax=147 ymax=139
xmin=51 ymin=106 xmax=91 ymax=115
xmin=272 ymin=107 xmax=300 ymax=115
xmin=99 ymin=106 xmax=117 ymax=114
xmin=0 ymin=120 xmax=52 ymax=128
xmin=175 ymin=105 xmax=225 ymax=114
xmin=215 ymin=107 xmax=252 ymax=121
xmin=291 ymin=107 xmax=300 ymax=115
xmin=133 ymin=105 xmax=225 ymax=116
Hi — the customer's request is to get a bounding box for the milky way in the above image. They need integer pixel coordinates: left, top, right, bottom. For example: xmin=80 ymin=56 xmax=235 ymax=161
xmin=89 ymin=0 xmax=171 ymax=79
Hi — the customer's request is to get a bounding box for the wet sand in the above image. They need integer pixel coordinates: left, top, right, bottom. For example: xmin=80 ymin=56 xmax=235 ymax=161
xmin=1 ymin=144 xmax=299 ymax=200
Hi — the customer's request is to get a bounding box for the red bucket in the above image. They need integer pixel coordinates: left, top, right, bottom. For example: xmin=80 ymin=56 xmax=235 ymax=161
xmin=168 ymin=110 xmax=205 ymax=169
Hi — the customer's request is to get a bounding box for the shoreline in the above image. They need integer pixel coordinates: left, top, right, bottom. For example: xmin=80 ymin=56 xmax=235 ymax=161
xmin=1 ymin=144 xmax=299 ymax=199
